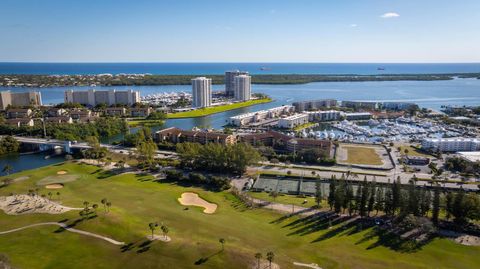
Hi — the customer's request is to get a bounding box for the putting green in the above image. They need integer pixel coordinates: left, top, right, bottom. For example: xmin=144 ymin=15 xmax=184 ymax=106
xmin=36 ymin=175 xmax=79 ymax=186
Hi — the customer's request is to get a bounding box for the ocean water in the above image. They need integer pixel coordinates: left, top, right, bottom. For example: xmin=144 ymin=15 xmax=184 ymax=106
xmin=0 ymin=62 xmax=479 ymax=75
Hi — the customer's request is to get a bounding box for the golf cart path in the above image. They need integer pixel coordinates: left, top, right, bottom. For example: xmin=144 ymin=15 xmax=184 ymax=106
xmin=0 ymin=222 xmax=125 ymax=245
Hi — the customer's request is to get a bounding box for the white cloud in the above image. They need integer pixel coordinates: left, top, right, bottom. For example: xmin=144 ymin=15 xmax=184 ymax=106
xmin=381 ymin=12 xmax=400 ymax=19
xmin=350 ymin=24 xmax=358 ymax=27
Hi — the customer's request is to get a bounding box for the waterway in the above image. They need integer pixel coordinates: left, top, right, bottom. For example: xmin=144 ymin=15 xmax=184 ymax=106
xmin=0 ymin=153 xmax=65 ymax=176
xmin=3 ymin=77 xmax=479 ymax=130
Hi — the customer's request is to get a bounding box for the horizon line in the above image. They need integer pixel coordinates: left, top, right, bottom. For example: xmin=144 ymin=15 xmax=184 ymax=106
xmin=1 ymin=61 xmax=480 ymax=64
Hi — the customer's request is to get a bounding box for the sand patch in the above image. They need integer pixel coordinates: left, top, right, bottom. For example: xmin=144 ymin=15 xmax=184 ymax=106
xmin=36 ymin=175 xmax=79 ymax=186
xmin=455 ymin=234 xmax=480 ymax=246
xmin=178 ymin=192 xmax=217 ymax=214
xmin=45 ymin=183 xmax=64 ymax=189
xmin=146 ymin=234 xmax=171 ymax=242
xmin=13 ymin=176 xmax=29 ymax=183
xmin=293 ymin=262 xmax=322 ymax=269
xmin=57 ymin=170 xmax=68 ymax=175
xmin=0 ymin=194 xmax=81 ymax=215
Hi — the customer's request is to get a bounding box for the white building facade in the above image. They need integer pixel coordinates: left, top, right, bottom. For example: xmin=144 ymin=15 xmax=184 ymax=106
xmin=191 ymin=77 xmax=212 ymax=108
xmin=0 ymin=91 xmax=42 ymax=110
xmin=234 ymin=75 xmax=251 ymax=101
xmin=64 ymin=89 xmax=140 ymax=106
xmin=228 ymin=105 xmax=295 ymax=126
xmin=422 ymin=138 xmax=480 ymax=152
xmin=225 ymin=70 xmax=248 ymax=97
xmin=305 ymin=110 xmax=342 ymax=122
xmin=278 ymin=113 xmax=309 ymax=129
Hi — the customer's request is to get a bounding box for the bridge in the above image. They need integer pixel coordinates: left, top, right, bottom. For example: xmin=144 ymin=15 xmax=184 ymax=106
xmin=11 ymin=136 xmax=176 ymax=157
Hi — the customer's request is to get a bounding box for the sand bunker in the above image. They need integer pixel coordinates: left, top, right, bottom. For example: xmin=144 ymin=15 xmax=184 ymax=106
xmin=147 ymin=234 xmax=171 ymax=242
xmin=455 ymin=235 xmax=480 ymax=246
xmin=37 ymin=175 xmax=79 ymax=186
xmin=45 ymin=183 xmax=64 ymax=189
xmin=293 ymin=262 xmax=322 ymax=269
xmin=0 ymin=194 xmax=81 ymax=215
xmin=178 ymin=192 xmax=217 ymax=214
xmin=57 ymin=171 xmax=68 ymax=175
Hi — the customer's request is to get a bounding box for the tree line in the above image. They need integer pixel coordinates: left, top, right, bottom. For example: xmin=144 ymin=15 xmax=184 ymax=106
xmin=4 ymin=73 xmax=480 ymax=88
xmin=0 ymin=136 xmax=19 ymax=156
xmin=164 ymin=170 xmax=230 ymax=191
xmin=324 ymin=174 xmax=480 ymax=226
xmin=0 ymin=117 xmax=128 ymax=141
xmin=176 ymin=142 xmax=261 ymax=174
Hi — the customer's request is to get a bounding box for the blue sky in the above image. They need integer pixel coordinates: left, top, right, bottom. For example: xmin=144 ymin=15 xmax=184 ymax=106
xmin=0 ymin=0 xmax=479 ymax=62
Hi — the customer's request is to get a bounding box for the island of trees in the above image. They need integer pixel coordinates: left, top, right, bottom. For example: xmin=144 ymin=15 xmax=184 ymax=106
xmin=2 ymin=72 xmax=480 ymax=88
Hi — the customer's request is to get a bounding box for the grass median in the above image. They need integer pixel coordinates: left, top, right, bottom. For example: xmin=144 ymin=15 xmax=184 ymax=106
xmin=167 ymin=98 xmax=272 ymax=119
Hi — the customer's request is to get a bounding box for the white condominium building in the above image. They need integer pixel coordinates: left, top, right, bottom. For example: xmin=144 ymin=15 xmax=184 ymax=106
xmin=234 ymin=74 xmax=251 ymax=101
xmin=64 ymin=89 xmax=140 ymax=106
xmin=422 ymin=138 xmax=480 ymax=152
xmin=225 ymin=70 xmax=248 ymax=97
xmin=278 ymin=113 xmax=309 ymax=129
xmin=305 ymin=110 xmax=342 ymax=122
xmin=0 ymin=91 xmax=42 ymax=110
xmin=191 ymin=77 xmax=212 ymax=108
xmin=228 ymin=105 xmax=294 ymax=126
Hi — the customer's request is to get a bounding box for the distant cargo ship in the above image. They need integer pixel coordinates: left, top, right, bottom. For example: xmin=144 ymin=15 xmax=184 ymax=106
xmin=377 ymin=67 xmax=385 ymax=71
xmin=260 ymin=66 xmax=271 ymax=71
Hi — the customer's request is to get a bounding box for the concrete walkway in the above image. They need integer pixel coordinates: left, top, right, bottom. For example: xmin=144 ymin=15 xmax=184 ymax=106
xmin=0 ymin=222 xmax=125 ymax=245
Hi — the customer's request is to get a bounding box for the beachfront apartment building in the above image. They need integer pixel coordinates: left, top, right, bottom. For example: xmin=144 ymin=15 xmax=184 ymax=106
xmin=292 ymin=99 xmax=337 ymax=111
xmin=234 ymin=74 xmax=251 ymax=101
xmin=225 ymin=70 xmax=249 ymax=97
xmin=422 ymin=138 xmax=480 ymax=152
xmin=0 ymin=91 xmax=42 ymax=110
xmin=227 ymin=105 xmax=295 ymax=126
xmin=277 ymin=113 xmax=309 ymax=129
xmin=192 ymin=77 xmax=212 ymax=108
xmin=64 ymin=89 xmax=140 ymax=107
xmin=305 ymin=110 xmax=342 ymax=122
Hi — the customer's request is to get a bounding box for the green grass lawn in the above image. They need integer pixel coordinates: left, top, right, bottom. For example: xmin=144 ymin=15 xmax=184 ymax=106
xmin=398 ymin=145 xmax=434 ymax=158
xmin=293 ymin=122 xmax=317 ymax=131
xmin=0 ymin=162 xmax=479 ymax=269
xmin=341 ymin=145 xmax=384 ymax=165
xmin=167 ymin=98 xmax=272 ymax=119
xmin=126 ymin=119 xmax=164 ymax=127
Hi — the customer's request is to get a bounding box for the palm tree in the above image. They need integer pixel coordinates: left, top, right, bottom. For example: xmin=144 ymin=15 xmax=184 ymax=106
xmin=148 ymin=222 xmax=158 ymax=239
xmin=266 ymin=251 xmax=275 ymax=268
xmin=106 ymin=201 xmax=112 ymax=212
xmin=161 ymin=225 xmax=169 ymax=240
xmin=83 ymin=201 xmax=90 ymax=210
xmin=2 ymin=164 xmax=13 ymax=176
xmin=92 ymin=204 xmax=99 ymax=215
xmin=219 ymin=238 xmax=225 ymax=251
xmin=254 ymin=253 xmax=262 ymax=269
xmin=47 ymin=192 xmax=53 ymax=200
xmin=101 ymin=198 xmax=108 ymax=213
xmin=56 ymin=192 xmax=61 ymax=200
